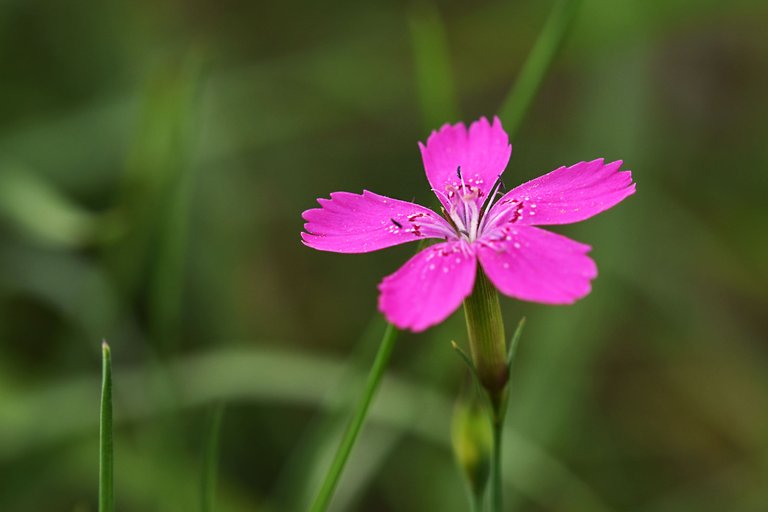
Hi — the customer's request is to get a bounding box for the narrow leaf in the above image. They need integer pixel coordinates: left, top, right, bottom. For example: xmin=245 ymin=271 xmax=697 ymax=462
xmin=451 ymin=340 xmax=485 ymax=392
xmin=498 ymin=0 xmax=582 ymax=139
xmin=408 ymin=1 xmax=460 ymax=130
xmin=309 ymin=323 xmax=399 ymax=512
xmin=99 ymin=341 xmax=114 ymax=512
xmin=507 ymin=317 xmax=526 ymax=370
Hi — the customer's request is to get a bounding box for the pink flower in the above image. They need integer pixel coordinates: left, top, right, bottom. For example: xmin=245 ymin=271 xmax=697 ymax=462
xmin=302 ymin=117 xmax=635 ymax=332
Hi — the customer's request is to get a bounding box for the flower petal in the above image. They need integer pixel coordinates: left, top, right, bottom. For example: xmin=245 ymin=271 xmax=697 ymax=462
xmin=302 ymin=191 xmax=454 ymax=253
xmin=477 ymin=226 xmax=597 ymax=304
xmin=485 ymin=159 xmax=635 ymax=228
xmin=419 ymin=116 xmax=512 ymax=209
xmin=378 ymin=241 xmax=476 ymax=332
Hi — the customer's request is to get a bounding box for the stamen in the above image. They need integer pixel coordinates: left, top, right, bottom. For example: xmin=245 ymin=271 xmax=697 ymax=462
xmin=496 ymin=174 xmax=506 ymax=192
xmin=439 ymin=206 xmax=457 ymax=229
xmin=467 ymin=199 xmax=480 ymax=241
xmin=458 ymin=166 xmax=468 ymax=192
xmin=403 ymin=211 xmax=458 ymax=240
xmin=480 ymin=198 xmax=524 ymax=235
xmin=457 ymin=166 xmax=470 ymax=229
xmin=478 ymin=176 xmax=505 ymax=233
xmin=431 ymin=188 xmax=451 ymax=205
xmin=434 ymin=167 xmax=505 ymax=243
xmin=449 ymin=207 xmax=467 ymax=236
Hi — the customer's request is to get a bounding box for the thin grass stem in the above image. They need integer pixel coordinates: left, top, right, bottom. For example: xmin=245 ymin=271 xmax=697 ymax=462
xmin=99 ymin=341 xmax=114 ymax=512
xmin=309 ymin=323 xmax=399 ymax=512
xmin=408 ymin=1 xmax=460 ymax=130
xmin=498 ymin=0 xmax=582 ymax=140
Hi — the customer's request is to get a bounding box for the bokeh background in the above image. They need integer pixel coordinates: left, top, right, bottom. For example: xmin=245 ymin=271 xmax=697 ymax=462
xmin=1 ymin=0 xmax=767 ymax=511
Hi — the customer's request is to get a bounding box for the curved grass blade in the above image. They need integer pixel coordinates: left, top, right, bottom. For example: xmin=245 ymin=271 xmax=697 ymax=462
xmin=408 ymin=1 xmax=460 ymax=130
xmin=309 ymin=323 xmax=398 ymax=512
xmin=492 ymin=2 xmax=583 ymax=507
xmin=498 ymin=0 xmax=582 ymax=139
xmin=272 ymin=317 xmax=384 ymax=510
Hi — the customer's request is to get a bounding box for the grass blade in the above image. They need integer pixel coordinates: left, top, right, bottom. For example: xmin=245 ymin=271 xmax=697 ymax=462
xmin=408 ymin=1 xmax=460 ymax=130
xmin=309 ymin=322 xmax=398 ymax=512
xmin=99 ymin=341 xmax=114 ymax=512
xmin=271 ymin=317 xmax=384 ymax=509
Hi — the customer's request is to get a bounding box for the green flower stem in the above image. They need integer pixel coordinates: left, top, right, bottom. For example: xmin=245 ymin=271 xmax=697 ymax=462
xmin=470 ymin=493 xmax=483 ymax=512
xmin=463 ymin=269 xmax=508 ymax=409
xmin=309 ymin=323 xmax=398 ymax=512
xmin=462 ymin=269 xmax=509 ymax=512
xmin=99 ymin=341 xmax=113 ymax=512
xmin=491 ymin=418 xmax=504 ymax=512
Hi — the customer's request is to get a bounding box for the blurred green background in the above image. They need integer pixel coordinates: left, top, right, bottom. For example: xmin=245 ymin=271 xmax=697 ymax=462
xmin=1 ymin=0 xmax=767 ymax=511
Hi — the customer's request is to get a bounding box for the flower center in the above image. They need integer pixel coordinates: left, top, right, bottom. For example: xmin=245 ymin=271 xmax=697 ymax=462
xmin=439 ymin=167 xmax=507 ymax=243
xmin=445 ymin=182 xmax=482 ymax=242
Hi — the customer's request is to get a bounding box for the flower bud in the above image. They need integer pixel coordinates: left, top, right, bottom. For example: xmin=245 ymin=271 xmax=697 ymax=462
xmin=451 ymin=390 xmax=493 ymax=499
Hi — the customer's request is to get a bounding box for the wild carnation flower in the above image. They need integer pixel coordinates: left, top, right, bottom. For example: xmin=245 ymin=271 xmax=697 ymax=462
xmin=302 ymin=117 xmax=635 ymax=332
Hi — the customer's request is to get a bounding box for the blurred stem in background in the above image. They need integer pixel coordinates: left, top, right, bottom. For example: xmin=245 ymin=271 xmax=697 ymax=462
xmin=409 ymin=1 xmax=461 ymax=130
xmin=201 ymin=403 xmax=226 ymax=512
xmin=498 ymin=0 xmax=582 ymax=139
xmin=272 ymin=317 xmax=392 ymax=510
xmin=102 ymin=52 xmax=205 ymax=353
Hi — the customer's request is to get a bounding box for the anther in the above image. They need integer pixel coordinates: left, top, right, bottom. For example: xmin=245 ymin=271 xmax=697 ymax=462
xmin=391 ymin=218 xmax=403 ymax=228
xmin=456 ymin=166 xmax=462 ymax=180
xmin=495 ymin=174 xmax=506 ymax=192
